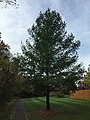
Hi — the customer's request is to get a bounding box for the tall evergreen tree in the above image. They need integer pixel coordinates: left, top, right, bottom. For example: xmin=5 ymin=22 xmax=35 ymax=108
xmin=19 ymin=9 xmax=83 ymax=110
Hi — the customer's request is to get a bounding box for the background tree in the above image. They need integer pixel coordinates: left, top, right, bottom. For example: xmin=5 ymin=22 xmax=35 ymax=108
xmin=12 ymin=56 xmax=29 ymax=98
xmin=0 ymin=34 xmax=18 ymax=105
xmin=19 ymin=9 xmax=83 ymax=110
xmin=84 ymin=65 xmax=90 ymax=88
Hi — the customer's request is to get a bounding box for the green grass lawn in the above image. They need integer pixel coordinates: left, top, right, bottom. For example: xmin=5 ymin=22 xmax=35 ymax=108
xmin=23 ymin=97 xmax=90 ymax=120
xmin=0 ymin=99 xmax=17 ymax=120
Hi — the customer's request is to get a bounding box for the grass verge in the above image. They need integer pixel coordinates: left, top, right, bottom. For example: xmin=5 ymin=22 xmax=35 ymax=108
xmin=0 ymin=99 xmax=17 ymax=120
xmin=23 ymin=97 xmax=90 ymax=120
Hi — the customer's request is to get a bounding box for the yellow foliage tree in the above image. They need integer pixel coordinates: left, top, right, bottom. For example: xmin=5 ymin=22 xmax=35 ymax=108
xmin=84 ymin=65 xmax=90 ymax=88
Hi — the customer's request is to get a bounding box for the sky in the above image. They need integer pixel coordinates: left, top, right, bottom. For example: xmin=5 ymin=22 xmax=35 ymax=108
xmin=0 ymin=0 xmax=90 ymax=70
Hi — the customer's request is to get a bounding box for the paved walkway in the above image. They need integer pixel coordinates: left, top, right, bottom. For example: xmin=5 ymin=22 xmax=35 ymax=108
xmin=12 ymin=100 xmax=27 ymax=120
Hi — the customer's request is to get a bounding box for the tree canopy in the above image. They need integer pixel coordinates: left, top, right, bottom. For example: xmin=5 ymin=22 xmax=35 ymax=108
xmin=0 ymin=36 xmax=18 ymax=105
xmin=18 ymin=9 xmax=84 ymax=110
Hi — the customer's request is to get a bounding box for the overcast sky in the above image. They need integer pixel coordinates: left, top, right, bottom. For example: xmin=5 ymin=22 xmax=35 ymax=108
xmin=0 ymin=0 xmax=90 ymax=70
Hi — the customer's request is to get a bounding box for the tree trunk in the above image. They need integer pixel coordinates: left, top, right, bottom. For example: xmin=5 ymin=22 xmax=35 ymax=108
xmin=45 ymin=67 xmax=50 ymax=110
xmin=46 ymin=86 xmax=50 ymax=110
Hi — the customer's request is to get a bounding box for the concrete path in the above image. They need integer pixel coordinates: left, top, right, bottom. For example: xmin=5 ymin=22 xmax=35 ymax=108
xmin=12 ymin=100 xmax=27 ymax=120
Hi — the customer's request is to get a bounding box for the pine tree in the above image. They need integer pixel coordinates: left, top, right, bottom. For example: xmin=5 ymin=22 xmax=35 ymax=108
xmin=19 ymin=9 xmax=84 ymax=110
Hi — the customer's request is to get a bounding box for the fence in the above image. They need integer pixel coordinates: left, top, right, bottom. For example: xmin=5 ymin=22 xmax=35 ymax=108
xmin=70 ymin=90 xmax=90 ymax=100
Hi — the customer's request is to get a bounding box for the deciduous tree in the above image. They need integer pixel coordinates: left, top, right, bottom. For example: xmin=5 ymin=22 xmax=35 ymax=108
xmin=0 ymin=0 xmax=18 ymax=7
xmin=84 ymin=65 xmax=90 ymax=88
xmin=0 ymin=37 xmax=18 ymax=105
